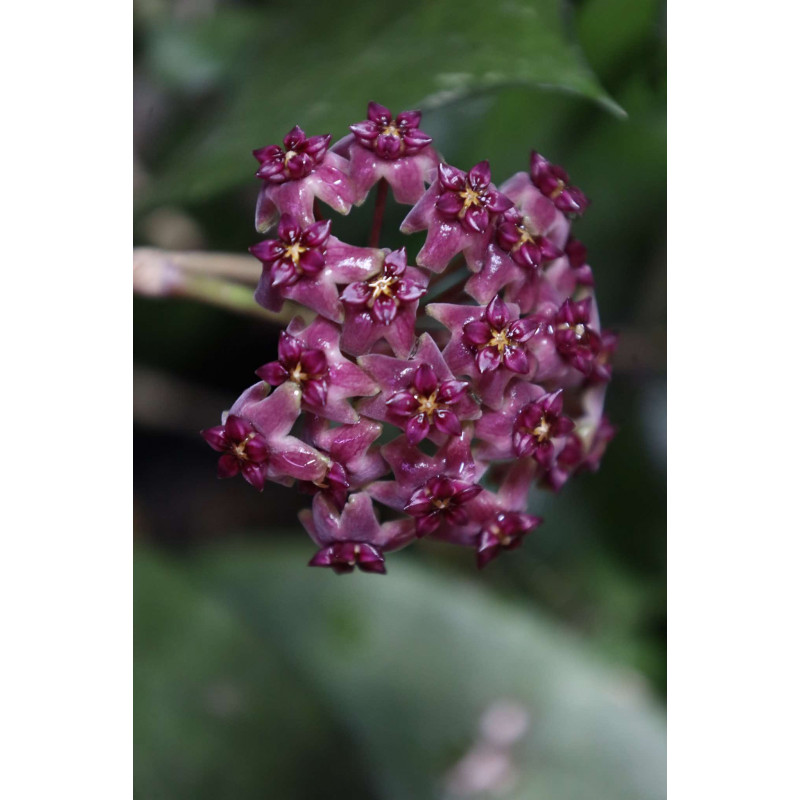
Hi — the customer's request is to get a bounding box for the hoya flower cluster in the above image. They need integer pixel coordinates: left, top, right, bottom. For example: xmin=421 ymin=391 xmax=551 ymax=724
xmin=202 ymin=102 xmax=616 ymax=574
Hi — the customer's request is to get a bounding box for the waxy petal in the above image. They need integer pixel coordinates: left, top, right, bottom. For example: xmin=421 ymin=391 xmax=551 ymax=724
xmin=503 ymin=346 xmax=530 ymax=374
xmin=405 ymin=414 xmax=431 ymax=445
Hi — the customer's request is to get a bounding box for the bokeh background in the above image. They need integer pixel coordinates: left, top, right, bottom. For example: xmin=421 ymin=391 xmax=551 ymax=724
xmin=133 ymin=0 xmax=666 ymax=797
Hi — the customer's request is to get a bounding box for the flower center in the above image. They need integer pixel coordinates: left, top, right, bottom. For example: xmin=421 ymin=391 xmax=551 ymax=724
xmin=283 ymin=149 xmax=297 ymax=165
xmin=382 ymin=123 xmax=401 ymax=137
xmin=367 ymin=274 xmax=398 ymax=302
xmin=532 ymin=416 xmax=551 ymax=442
xmin=231 ymin=432 xmax=256 ymax=461
xmin=558 ymin=321 xmax=586 ymax=339
xmin=487 ymin=519 xmax=513 ymax=546
xmin=458 ymin=186 xmax=482 ymax=213
xmin=284 ymin=241 xmax=307 ymax=266
xmin=549 ymin=179 xmax=566 ymax=199
xmin=514 ymin=225 xmax=538 ymax=251
xmin=431 ymin=497 xmax=451 ymax=510
xmin=289 ymin=362 xmax=308 ymax=383
xmin=414 ymin=389 xmax=440 ymax=417
xmin=487 ymin=327 xmax=511 ymax=352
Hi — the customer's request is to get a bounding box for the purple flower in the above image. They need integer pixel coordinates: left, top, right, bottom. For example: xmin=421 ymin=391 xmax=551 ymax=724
xmin=358 ymin=333 xmax=481 ymax=445
xmin=464 ymin=207 xmax=564 ymax=308
xmin=297 ymin=416 xmax=388 ymax=509
xmin=540 ymin=414 xmax=617 ymax=491
xmin=521 ymin=296 xmax=606 ymax=386
xmin=386 ymin=365 xmax=469 ymax=444
xmin=427 ymin=295 xmax=538 ymax=409
xmin=426 ymin=459 xmax=542 ymax=563
xmin=461 ymin=295 xmax=537 ymax=374
xmin=333 ymin=102 xmax=439 ymax=205
xmin=340 ymin=247 xmax=428 ymax=357
xmin=253 ymin=125 xmax=331 ymax=184
xmin=529 ymin=151 xmax=589 ymax=217
xmin=512 ymin=390 xmax=575 ymax=465
xmin=474 ymin=380 xmax=545 ymax=461
xmin=300 ymin=492 xmax=415 ymax=574
xmin=201 ymin=414 xmax=272 ymax=490
xmin=473 ymin=460 xmax=543 ymax=566
xmin=351 ymin=103 xmax=433 ymax=159
xmin=253 ymin=126 xmax=354 ymax=232
xmin=401 ymin=162 xmax=513 ymax=272
xmin=256 ymin=331 xmax=330 ymax=409
xmin=367 ymin=434 xmax=484 ymax=537
xmin=496 ymin=207 xmax=563 ymax=270
xmin=257 ymin=316 xmax=378 ymax=424
xmin=404 ymin=476 xmax=483 ymax=536
xmin=202 ymin=382 xmax=328 ymax=489
xmin=250 ymin=214 xmax=330 ymax=287
xmin=435 ymin=162 xmax=513 ymax=233
xmin=476 ymin=511 xmax=543 ymax=569
xmin=553 ymin=298 xmax=603 ymax=375
xmin=251 ymin=214 xmax=384 ymax=322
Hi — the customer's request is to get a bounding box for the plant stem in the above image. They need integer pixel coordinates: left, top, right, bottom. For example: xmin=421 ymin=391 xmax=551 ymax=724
xmin=133 ymin=247 xmax=308 ymax=324
xmin=368 ymin=179 xmax=389 ymax=248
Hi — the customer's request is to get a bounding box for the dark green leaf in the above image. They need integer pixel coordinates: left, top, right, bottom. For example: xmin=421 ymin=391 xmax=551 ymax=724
xmin=136 ymin=542 xmax=665 ymax=799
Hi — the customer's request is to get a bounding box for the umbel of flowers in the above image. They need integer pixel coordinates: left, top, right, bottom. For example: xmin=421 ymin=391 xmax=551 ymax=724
xmin=202 ymin=101 xmax=616 ymax=574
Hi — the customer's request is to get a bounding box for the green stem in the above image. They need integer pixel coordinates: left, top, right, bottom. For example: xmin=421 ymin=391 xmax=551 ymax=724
xmin=133 ymin=247 xmax=307 ymax=324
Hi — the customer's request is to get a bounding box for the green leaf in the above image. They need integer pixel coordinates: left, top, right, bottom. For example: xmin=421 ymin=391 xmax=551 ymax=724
xmin=134 ymin=550 xmax=374 ymax=800
xmin=139 ymin=0 xmax=622 ymax=209
xmin=136 ymin=542 xmax=665 ymax=799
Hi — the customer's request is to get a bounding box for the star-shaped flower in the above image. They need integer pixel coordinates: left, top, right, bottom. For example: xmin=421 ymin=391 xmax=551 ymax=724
xmin=256 ymin=330 xmax=330 ymax=409
xmin=300 ymin=492 xmax=416 ymax=574
xmin=474 ymin=380 xmax=545 ymax=461
xmin=251 ymin=213 xmax=384 ymax=322
xmin=462 ymin=460 xmax=543 ymax=567
xmin=334 ymin=102 xmax=439 ymax=205
xmin=256 ymin=316 xmax=378 ymax=424
xmin=340 ymin=247 xmax=428 ymax=357
xmin=358 ymin=333 xmax=480 ymax=445
xmin=366 ymin=434 xmax=485 ymax=537
xmin=427 ymin=295 xmax=538 ymax=409
xmin=524 ymin=296 xmax=604 ymax=387
xmin=475 ymin=509 xmax=543 ymax=569
xmin=200 ymin=414 xmax=272 ymax=490
xmin=539 ymin=413 xmax=617 ymax=491
xmin=427 ymin=459 xmax=542 ymax=563
xmin=253 ymin=126 xmax=354 ymax=232
xmin=511 ymin=390 xmax=575 ymax=465
xmin=400 ymin=161 xmax=513 ymax=272
xmin=552 ymin=298 xmax=604 ymax=375
xmin=202 ymin=381 xmax=328 ymax=489
xmin=496 ymin=207 xmax=563 ymax=271
xmin=529 ymin=150 xmax=589 ymax=217
xmin=464 ymin=203 xmax=565 ymax=309
xmin=296 ymin=416 xmax=388 ymax=509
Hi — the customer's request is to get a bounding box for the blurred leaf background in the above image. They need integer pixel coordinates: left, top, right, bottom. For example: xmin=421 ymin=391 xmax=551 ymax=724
xmin=133 ymin=0 xmax=666 ymax=797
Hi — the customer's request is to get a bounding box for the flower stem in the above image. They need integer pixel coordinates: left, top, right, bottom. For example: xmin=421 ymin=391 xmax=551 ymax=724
xmin=133 ymin=247 xmax=308 ymax=324
xmin=368 ymin=179 xmax=389 ymax=249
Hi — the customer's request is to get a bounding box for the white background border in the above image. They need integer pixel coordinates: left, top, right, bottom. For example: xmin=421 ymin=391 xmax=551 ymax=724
xmin=2 ymin=0 xmax=799 ymax=797
xmin=1 ymin=1 xmax=132 ymax=796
